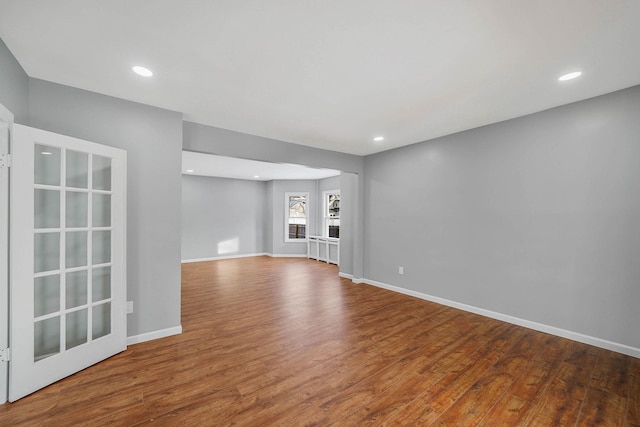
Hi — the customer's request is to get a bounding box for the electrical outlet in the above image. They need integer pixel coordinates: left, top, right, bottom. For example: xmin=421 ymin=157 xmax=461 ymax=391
xmin=398 ymin=266 xmax=404 ymax=275
xmin=126 ymin=301 xmax=134 ymax=314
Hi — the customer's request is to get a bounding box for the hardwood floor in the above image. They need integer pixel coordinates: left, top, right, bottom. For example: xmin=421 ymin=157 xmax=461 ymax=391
xmin=1 ymin=256 xmax=639 ymax=426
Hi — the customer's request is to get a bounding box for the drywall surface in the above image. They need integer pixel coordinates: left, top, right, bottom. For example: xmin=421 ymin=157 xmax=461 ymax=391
xmin=183 ymin=121 xmax=363 ymax=174
xmin=264 ymin=181 xmax=274 ymax=255
xmin=182 ymin=175 xmax=267 ymax=260
xmin=28 ymin=79 xmax=183 ymax=338
xmin=0 ymin=37 xmax=28 ymax=124
xmin=339 ymin=172 xmax=358 ymax=276
xmin=364 ymin=85 xmax=640 ymax=349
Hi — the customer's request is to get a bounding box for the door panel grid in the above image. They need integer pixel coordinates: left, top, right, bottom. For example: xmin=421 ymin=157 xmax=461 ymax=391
xmin=10 ymin=124 xmax=126 ymax=402
xmin=33 ymin=144 xmax=114 ymax=361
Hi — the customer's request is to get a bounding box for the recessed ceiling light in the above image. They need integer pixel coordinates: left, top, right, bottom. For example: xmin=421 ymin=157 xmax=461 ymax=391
xmin=186 ymin=169 xmax=194 ymax=173
xmin=373 ymin=136 xmax=384 ymax=142
xmin=558 ymin=71 xmax=582 ymax=81
xmin=41 ymin=151 xmax=52 ymax=155
xmin=253 ymin=175 xmax=260 ymax=179
xmin=132 ymin=65 xmax=153 ymax=77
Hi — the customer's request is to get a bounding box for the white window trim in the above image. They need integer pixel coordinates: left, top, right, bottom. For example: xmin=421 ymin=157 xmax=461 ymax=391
xmin=284 ymin=192 xmax=309 ymax=242
xmin=323 ymin=189 xmax=340 ymax=238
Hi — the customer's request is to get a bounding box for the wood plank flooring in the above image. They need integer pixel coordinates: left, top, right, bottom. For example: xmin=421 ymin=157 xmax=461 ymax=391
xmin=1 ymin=256 xmax=639 ymax=425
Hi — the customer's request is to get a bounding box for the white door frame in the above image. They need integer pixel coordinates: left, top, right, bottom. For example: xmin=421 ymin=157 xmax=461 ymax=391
xmin=0 ymin=101 xmax=14 ymax=404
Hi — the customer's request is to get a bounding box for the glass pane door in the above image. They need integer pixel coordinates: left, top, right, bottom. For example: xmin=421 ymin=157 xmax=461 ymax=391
xmin=10 ymin=124 xmax=126 ymax=402
xmin=33 ymin=146 xmax=114 ymax=361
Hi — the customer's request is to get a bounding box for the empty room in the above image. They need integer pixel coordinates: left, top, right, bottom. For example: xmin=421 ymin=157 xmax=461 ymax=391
xmin=0 ymin=1 xmax=639 ymax=425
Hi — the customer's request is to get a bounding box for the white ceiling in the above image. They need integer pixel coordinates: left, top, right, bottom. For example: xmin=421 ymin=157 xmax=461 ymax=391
xmin=182 ymin=151 xmax=340 ymax=181
xmin=1 ymin=1 xmax=639 ymax=156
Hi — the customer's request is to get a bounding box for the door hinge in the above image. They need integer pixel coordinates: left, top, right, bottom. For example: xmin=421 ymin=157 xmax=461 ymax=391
xmin=0 ymin=348 xmax=9 ymax=362
xmin=0 ymin=153 xmax=11 ymax=168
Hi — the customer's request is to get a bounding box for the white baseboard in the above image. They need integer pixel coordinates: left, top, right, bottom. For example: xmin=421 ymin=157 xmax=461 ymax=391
xmin=127 ymin=325 xmax=183 ymax=346
xmin=362 ymin=278 xmax=640 ymax=359
xmin=266 ymin=253 xmax=308 ymax=258
xmin=182 ymin=253 xmax=313 ymax=263
xmin=182 ymin=253 xmax=268 ymax=263
xmin=351 ymin=278 xmax=365 ymax=284
xmin=339 ymin=272 xmax=353 ymax=280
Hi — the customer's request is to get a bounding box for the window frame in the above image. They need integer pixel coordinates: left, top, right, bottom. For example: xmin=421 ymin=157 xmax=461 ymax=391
xmin=323 ymin=189 xmax=340 ymax=238
xmin=284 ymin=192 xmax=309 ymax=242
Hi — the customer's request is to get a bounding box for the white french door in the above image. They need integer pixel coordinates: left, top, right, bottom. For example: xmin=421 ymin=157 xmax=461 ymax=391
xmin=9 ymin=124 xmax=127 ymax=401
xmin=0 ymin=103 xmax=12 ymax=404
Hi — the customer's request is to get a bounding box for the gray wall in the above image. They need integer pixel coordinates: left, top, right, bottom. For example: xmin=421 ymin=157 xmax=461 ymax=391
xmin=28 ymin=79 xmax=183 ymax=338
xmin=265 ymin=181 xmax=274 ymax=255
xmin=183 ymin=121 xmax=363 ymax=174
xmin=364 ymin=85 xmax=640 ymax=349
xmin=182 ymin=175 xmax=267 ymax=260
xmin=339 ymin=173 xmax=358 ymax=276
xmin=181 ymin=175 xmax=348 ymax=260
xmin=182 ymin=174 xmax=353 ymax=260
xmin=0 ymin=38 xmax=28 ymax=124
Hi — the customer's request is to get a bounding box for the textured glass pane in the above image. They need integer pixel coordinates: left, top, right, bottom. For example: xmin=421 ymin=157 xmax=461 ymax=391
xmin=35 ymin=144 xmax=61 ymax=186
xmin=34 ymin=316 xmax=60 ymax=362
xmin=66 ymin=270 xmax=88 ymax=309
xmin=93 ymin=155 xmax=111 ymax=191
xmin=66 ymin=150 xmax=88 ymax=189
xmin=288 ymin=196 xmax=306 ymax=218
xmin=288 ymin=195 xmax=307 ymax=239
xmin=92 ymin=302 xmax=111 ymax=339
xmin=35 ymin=232 xmax=60 ymax=273
xmin=34 ymin=275 xmax=60 ymax=317
xmin=328 ymin=194 xmax=340 ymax=218
xmin=92 ymin=193 xmax=111 ymax=227
xmin=92 ymin=267 xmax=111 ymax=302
xmin=66 ymin=231 xmax=87 ymax=268
xmin=66 ymin=191 xmax=88 ymax=228
xmin=66 ymin=309 xmax=88 ymax=350
xmin=34 ymin=189 xmax=60 ymax=229
xmin=92 ymin=230 xmax=111 ymax=265
xmin=328 ymin=216 xmax=340 ymax=238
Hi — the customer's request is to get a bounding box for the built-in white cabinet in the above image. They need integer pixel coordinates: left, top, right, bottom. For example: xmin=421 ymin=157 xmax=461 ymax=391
xmin=307 ymin=235 xmax=339 ymax=265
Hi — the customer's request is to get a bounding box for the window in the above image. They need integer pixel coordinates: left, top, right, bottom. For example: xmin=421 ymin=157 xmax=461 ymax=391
xmin=285 ymin=192 xmax=308 ymax=241
xmin=323 ymin=190 xmax=340 ymax=238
